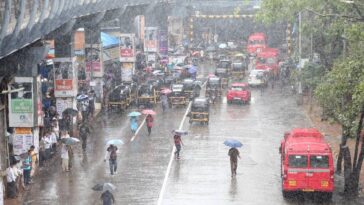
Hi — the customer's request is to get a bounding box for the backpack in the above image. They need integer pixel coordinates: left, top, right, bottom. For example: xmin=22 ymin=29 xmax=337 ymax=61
xmin=110 ymin=149 xmax=117 ymax=160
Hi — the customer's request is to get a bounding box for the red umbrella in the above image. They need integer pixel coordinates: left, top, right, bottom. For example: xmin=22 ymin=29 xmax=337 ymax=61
xmin=160 ymin=88 xmax=172 ymax=94
xmin=208 ymin=73 xmax=216 ymax=78
xmin=142 ymin=109 xmax=156 ymax=115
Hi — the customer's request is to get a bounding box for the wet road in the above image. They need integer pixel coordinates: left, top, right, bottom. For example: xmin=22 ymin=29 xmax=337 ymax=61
xmin=22 ymin=62 xmax=364 ymax=205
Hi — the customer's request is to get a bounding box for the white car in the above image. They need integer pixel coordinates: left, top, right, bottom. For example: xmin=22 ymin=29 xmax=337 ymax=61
xmin=248 ymin=69 xmax=268 ymax=87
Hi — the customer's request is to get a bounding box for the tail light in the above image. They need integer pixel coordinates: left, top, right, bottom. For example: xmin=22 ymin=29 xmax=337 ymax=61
xmin=330 ymin=170 xmax=334 ymax=179
xmin=283 ymin=169 xmax=287 ymax=179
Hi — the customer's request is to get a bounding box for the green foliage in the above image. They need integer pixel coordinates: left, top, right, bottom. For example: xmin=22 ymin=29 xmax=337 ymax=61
xmin=315 ymin=53 xmax=364 ymax=134
xmin=300 ymin=63 xmax=326 ymax=90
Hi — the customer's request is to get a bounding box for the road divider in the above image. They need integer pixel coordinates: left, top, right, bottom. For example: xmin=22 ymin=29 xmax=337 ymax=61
xmin=157 ymin=101 xmax=192 ymax=205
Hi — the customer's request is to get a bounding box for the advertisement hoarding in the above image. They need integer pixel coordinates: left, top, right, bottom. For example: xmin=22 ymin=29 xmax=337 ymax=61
xmin=134 ymin=15 xmax=145 ymax=42
xmin=144 ymin=27 xmax=159 ymax=53
xmin=8 ymin=77 xmax=34 ymax=127
xmin=168 ymin=17 xmax=183 ymax=48
xmin=121 ymin=62 xmax=134 ymax=82
xmin=13 ymin=128 xmax=33 ymax=155
xmin=85 ymin=44 xmax=103 ymax=77
xmin=56 ymin=98 xmax=74 ymax=119
xmin=119 ymin=34 xmax=136 ymax=62
xmin=54 ymin=58 xmax=77 ymax=97
xmin=159 ymin=30 xmax=168 ymax=56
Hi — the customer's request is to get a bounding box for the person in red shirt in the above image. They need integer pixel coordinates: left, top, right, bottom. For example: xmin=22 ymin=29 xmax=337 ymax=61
xmin=145 ymin=115 xmax=154 ymax=136
xmin=174 ymin=134 xmax=183 ymax=159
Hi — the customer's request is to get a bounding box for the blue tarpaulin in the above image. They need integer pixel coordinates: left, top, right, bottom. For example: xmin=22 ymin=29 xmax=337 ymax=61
xmin=101 ymin=32 xmax=119 ymax=48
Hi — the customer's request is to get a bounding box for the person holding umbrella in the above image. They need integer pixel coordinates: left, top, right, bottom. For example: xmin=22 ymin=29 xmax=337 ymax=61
xmin=145 ymin=114 xmax=154 ymax=136
xmin=173 ymin=133 xmax=184 ymax=159
xmin=224 ymin=139 xmax=242 ymax=177
xmin=128 ymin=111 xmax=141 ymax=134
xmin=104 ymin=144 xmax=118 ymax=175
xmin=101 ymin=190 xmax=115 ymax=205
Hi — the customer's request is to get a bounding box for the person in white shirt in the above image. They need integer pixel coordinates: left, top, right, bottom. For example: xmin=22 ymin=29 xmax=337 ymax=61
xmin=49 ymin=131 xmax=58 ymax=157
xmin=61 ymin=144 xmax=69 ymax=172
xmin=60 ymin=130 xmax=70 ymax=139
xmin=43 ymin=132 xmax=52 ymax=165
xmin=6 ymin=164 xmax=17 ymax=198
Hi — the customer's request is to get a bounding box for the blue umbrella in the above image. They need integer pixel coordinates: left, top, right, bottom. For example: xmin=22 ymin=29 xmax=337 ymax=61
xmin=188 ymin=66 xmax=197 ymax=74
xmin=106 ymin=139 xmax=124 ymax=145
xmin=224 ymin=139 xmax=243 ymax=148
xmin=128 ymin=111 xmax=141 ymax=117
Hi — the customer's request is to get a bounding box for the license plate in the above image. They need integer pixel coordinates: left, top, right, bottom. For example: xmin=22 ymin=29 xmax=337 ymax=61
xmin=303 ymin=189 xmax=314 ymax=192
xmin=288 ymin=180 xmax=296 ymax=186
xmin=234 ymin=97 xmax=240 ymax=100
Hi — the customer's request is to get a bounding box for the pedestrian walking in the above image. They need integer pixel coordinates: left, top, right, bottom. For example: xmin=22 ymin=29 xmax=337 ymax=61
xmin=100 ymin=190 xmax=115 ymax=205
xmin=6 ymin=163 xmax=17 ymax=198
xmin=174 ymin=134 xmax=183 ymax=159
xmin=228 ymin=147 xmax=240 ymax=177
xmin=22 ymin=150 xmax=32 ymax=186
xmin=29 ymin=146 xmax=37 ymax=177
xmin=79 ymin=123 xmax=91 ymax=151
xmin=88 ymin=90 xmax=95 ymax=120
xmin=145 ymin=114 xmax=154 ymax=136
xmin=104 ymin=145 xmax=118 ymax=175
xmin=161 ymin=94 xmax=168 ymax=112
xmin=61 ymin=144 xmax=69 ymax=172
xmin=130 ymin=116 xmax=138 ymax=134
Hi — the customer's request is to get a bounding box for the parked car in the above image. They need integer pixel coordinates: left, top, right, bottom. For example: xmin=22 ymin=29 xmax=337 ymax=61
xmin=226 ymin=83 xmax=251 ymax=104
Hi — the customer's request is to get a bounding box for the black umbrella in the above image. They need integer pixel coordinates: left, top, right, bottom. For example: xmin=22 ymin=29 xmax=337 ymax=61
xmin=62 ymin=108 xmax=78 ymax=116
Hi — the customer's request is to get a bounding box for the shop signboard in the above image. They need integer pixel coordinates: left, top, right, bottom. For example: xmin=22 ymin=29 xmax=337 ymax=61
xmin=8 ymin=77 xmax=34 ymax=127
xmin=159 ymin=30 xmax=168 ymax=56
xmin=85 ymin=45 xmax=103 ymax=77
xmin=144 ymin=27 xmax=159 ymax=53
xmin=119 ymin=34 xmax=136 ymax=62
xmin=13 ymin=128 xmax=33 ymax=155
xmin=54 ymin=58 xmax=77 ymax=97
xmin=121 ymin=62 xmax=134 ymax=82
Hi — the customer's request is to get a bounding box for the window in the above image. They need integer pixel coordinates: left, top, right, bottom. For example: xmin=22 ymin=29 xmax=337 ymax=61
xmin=310 ymin=155 xmax=329 ymax=168
xmin=231 ymin=86 xmax=244 ymax=91
xmin=288 ymin=155 xmax=308 ymax=168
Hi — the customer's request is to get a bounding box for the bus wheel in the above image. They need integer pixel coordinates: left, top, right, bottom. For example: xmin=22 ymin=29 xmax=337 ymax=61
xmin=282 ymin=190 xmax=290 ymax=199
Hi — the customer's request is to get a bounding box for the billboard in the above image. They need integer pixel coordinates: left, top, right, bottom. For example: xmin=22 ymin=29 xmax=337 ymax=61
xmin=121 ymin=62 xmax=134 ymax=82
xmin=168 ymin=17 xmax=183 ymax=48
xmin=54 ymin=58 xmax=77 ymax=97
xmin=85 ymin=44 xmax=103 ymax=77
xmin=159 ymin=30 xmax=168 ymax=56
xmin=8 ymin=77 xmax=34 ymax=127
xmin=119 ymin=34 xmax=135 ymax=62
xmin=13 ymin=128 xmax=33 ymax=155
xmin=144 ymin=27 xmax=158 ymax=53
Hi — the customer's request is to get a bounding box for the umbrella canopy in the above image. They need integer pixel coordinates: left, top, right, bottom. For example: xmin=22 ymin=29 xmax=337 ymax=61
xmin=92 ymin=183 xmax=116 ymax=192
xmin=76 ymin=94 xmax=89 ymax=101
xmin=142 ymin=109 xmax=156 ymax=115
xmin=234 ymin=53 xmax=245 ymax=57
xmin=188 ymin=66 xmax=197 ymax=74
xmin=106 ymin=139 xmax=124 ymax=145
xmin=219 ymin=43 xmax=227 ymax=49
xmin=128 ymin=111 xmax=141 ymax=117
xmin=224 ymin=139 xmax=243 ymax=148
xmin=208 ymin=73 xmax=216 ymax=78
xmin=61 ymin=137 xmax=80 ymax=145
xmin=62 ymin=108 xmax=78 ymax=116
xmin=172 ymin=130 xmax=188 ymax=136
xmin=160 ymin=88 xmax=172 ymax=94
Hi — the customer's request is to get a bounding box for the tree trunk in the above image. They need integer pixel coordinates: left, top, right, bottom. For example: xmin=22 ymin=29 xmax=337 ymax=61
xmin=343 ymin=146 xmax=353 ymax=195
xmin=353 ymin=107 xmax=364 ymax=168
xmin=337 ymin=126 xmax=350 ymax=174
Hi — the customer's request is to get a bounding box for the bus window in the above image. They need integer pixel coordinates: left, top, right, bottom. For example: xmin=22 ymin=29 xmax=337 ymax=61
xmin=288 ymin=155 xmax=308 ymax=168
xmin=310 ymin=155 xmax=329 ymax=168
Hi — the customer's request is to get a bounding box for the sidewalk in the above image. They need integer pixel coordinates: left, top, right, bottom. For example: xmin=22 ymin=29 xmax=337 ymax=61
xmin=302 ymin=97 xmax=364 ymax=196
xmin=4 ymin=108 xmax=102 ymax=205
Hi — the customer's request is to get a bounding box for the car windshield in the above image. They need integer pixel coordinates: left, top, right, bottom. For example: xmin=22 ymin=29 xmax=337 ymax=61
xmin=249 ymin=40 xmax=265 ymax=45
xmin=231 ymin=86 xmax=245 ymax=91
xmin=218 ymin=62 xmax=230 ymax=68
xmin=258 ymin=57 xmax=277 ymax=65
xmin=172 ymin=85 xmax=183 ymax=90
xmin=288 ymin=155 xmax=308 ymax=168
xmin=310 ymin=155 xmax=329 ymax=168
xmin=250 ymin=70 xmax=264 ymax=77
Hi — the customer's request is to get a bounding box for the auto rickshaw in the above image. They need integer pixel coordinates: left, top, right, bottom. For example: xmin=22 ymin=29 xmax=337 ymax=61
xmin=189 ymin=97 xmax=210 ymax=125
xmin=215 ymin=59 xmax=231 ymax=88
xmin=108 ymin=83 xmax=137 ymax=111
xmin=231 ymin=55 xmax=248 ymax=79
xmin=137 ymin=84 xmax=157 ymax=106
xmin=206 ymin=77 xmax=223 ymax=98
xmin=169 ymin=83 xmax=188 ymax=107
xmin=182 ymin=78 xmax=201 ymax=100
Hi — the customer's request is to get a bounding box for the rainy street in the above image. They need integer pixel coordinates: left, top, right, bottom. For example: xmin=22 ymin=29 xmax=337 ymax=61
xmin=1 ymin=1 xmax=364 ymax=205
xmin=19 ymin=63 xmax=362 ymax=205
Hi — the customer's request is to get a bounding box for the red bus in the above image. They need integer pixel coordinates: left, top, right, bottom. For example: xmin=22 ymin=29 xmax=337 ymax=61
xmin=255 ymin=47 xmax=279 ymax=77
xmin=246 ymin=33 xmax=267 ymax=55
xmin=279 ymin=128 xmax=334 ymax=199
